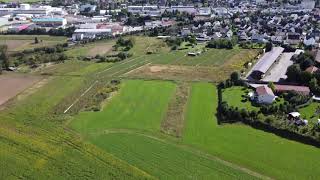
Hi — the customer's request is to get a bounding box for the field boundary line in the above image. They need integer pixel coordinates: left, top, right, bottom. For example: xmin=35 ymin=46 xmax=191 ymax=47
xmin=122 ymin=62 xmax=151 ymax=76
xmin=110 ymin=59 xmax=150 ymax=77
xmin=89 ymin=128 xmax=273 ymax=180
xmin=63 ymin=81 xmax=98 ymax=114
xmin=97 ymin=55 xmax=146 ymax=75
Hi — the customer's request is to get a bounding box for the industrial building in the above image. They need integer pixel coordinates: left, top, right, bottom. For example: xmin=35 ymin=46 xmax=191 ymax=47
xmin=72 ymin=28 xmax=112 ymax=41
xmin=32 ymin=17 xmax=67 ymax=27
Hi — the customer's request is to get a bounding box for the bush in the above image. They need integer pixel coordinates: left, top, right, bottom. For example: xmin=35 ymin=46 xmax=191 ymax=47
xmin=206 ymin=39 xmax=233 ymax=49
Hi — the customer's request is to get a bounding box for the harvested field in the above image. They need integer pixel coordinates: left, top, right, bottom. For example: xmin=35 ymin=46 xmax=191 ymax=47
xmin=66 ymin=41 xmax=115 ymax=57
xmin=126 ymin=64 xmax=234 ymax=82
xmin=87 ymin=43 xmax=113 ymax=56
xmin=0 ymin=40 xmax=30 ymax=50
xmin=125 ymin=49 xmax=259 ymax=82
xmin=0 ymin=73 xmax=41 ymax=106
xmin=161 ymin=82 xmax=190 ymax=137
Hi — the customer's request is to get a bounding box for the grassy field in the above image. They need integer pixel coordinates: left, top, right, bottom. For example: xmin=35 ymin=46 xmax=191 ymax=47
xmin=126 ymin=43 xmax=259 ymax=82
xmin=0 ymin=60 xmax=154 ymax=179
xmin=71 ymin=80 xmax=176 ymax=134
xmin=70 ymin=80 xmax=261 ymax=179
xmin=0 ymin=35 xmax=67 ymax=52
xmin=299 ymin=102 xmax=320 ymax=122
xmin=151 ymin=46 xmax=258 ymax=67
xmin=88 ymin=132 xmax=258 ymax=180
xmin=4 ymin=35 xmax=320 ymax=179
xmin=222 ymin=86 xmax=260 ymax=111
xmin=183 ymin=83 xmax=320 ymax=180
xmin=65 ymin=40 xmax=115 ymax=57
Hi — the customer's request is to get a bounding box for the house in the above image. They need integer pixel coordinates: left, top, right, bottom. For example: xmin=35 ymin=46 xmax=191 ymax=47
xmin=251 ymin=33 xmax=266 ymax=43
xmin=315 ymin=49 xmax=320 ymax=63
xmin=80 ymin=4 xmax=97 ymax=14
xmin=255 ymin=85 xmax=277 ymax=104
xmin=286 ymin=32 xmax=301 ymax=45
xmin=274 ymin=84 xmax=310 ymax=96
xmin=305 ymin=66 xmax=319 ymax=74
xmin=303 ymin=36 xmax=316 ymax=46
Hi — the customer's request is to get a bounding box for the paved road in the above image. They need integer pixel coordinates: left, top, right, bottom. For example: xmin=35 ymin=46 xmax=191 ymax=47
xmin=262 ymin=52 xmax=295 ymax=82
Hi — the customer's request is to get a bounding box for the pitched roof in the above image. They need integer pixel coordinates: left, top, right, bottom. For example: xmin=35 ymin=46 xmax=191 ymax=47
xmin=256 ymin=85 xmax=275 ymax=96
xmin=316 ymin=50 xmax=320 ymax=63
xmin=305 ymin=66 xmax=319 ymax=74
xmin=252 ymin=47 xmax=284 ymax=74
xmin=274 ymin=85 xmax=310 ymax=95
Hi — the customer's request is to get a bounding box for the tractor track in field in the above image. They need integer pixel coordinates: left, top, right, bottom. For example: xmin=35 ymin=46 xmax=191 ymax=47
xmin=89 ymin=128 xmax=274 ymax=180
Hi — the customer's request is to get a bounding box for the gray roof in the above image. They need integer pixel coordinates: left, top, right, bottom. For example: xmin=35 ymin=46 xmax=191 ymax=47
xmin=316 ymin=50 xmax=320 ymax=63
xmin=252 ymin=47 xmax=284 ymax=74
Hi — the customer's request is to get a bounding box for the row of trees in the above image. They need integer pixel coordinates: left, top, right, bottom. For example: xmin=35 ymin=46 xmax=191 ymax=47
xmin=0 ymin=45 xmax=9 ymax=73
xmin=94 ymin=52 xmax=133 ymax=63
xmin=5 ymin=27 xmax=76 ymax=37
xmin=114 ymin=37 xmax=134 ymax=51
xmin=12 ymin=44 xmax=69 ymax=68
xmin=206 ymin=39 xmax=234 ymax=49
xmin=286 ymin=52 xmax=320 ymax=95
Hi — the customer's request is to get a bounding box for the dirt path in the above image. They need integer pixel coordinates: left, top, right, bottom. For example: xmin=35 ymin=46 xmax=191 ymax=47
xmin=89 ymin=128 xmax=273 ymax=180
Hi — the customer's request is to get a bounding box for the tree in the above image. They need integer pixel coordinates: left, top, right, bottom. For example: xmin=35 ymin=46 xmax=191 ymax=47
xmin=268 ymin=82 xmax=275 ymax=92
xmin=0 ymin=45 xmax=9 ymax=70
xmin=265 ymin=42 xmax=273 ymax=52
xmin=230 ymin=71 xmax=240 ymax=83
xmin=34 ymin=37 xmax=39 ymax=44
xmin=286 ymin=64 xmax=301 ymax=82
xmin=300 ymin=71 xmax=313 ymax=84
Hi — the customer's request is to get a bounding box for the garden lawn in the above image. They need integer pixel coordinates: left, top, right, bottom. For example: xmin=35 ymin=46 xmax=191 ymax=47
xmin=71 ymin=80 xmax=176 ymax=134
xmin=299 ymin=102 xmax=320 ymax=122
xmin=88 ymin=132 xmax=258 ymax=180
xmin=222 ymin=86 xmax=259 ymax=111
xmin=183 ymin=82 xmax=320 ymax=180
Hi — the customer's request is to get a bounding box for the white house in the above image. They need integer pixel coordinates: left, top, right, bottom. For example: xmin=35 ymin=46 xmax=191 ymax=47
xmin=255 ymin=85 xmax=276 ymax=104
xmin=303 ymin=36 xmax=316 ymax=46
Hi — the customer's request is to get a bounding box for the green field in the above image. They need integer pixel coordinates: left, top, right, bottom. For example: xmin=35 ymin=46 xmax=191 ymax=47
xmin=151 ymin=47 xmax=258 ymax=67
xmin=0 ymin=64 xmax=153 ymax=179
xmin=183 ymin=83 xmax=320 ymax=180
xmin=0 ymin=35 xmax=67 ymax=52
xmin=299 ymin=102 xmax=320 ymax=122
xmin=3 ymin=35 xmax=320 ymax=179
xmin=71 ymin=80 xmax=176 ymax=134
xmin=70 ymin=80 xmax=261 ymax=179
xmin=89 ymin=132 xmax=258 ymax=180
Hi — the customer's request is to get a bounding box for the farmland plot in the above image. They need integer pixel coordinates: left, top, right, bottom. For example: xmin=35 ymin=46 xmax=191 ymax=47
xmin=71 ymin=80 xmax=176 ymax=134
xmin=0 ymin=73 xmax=41 ymax=107
xmin=88 ymin=132 xmax=258 ymax=180
xmin=183 ymin=83 xmax=320 ymax=180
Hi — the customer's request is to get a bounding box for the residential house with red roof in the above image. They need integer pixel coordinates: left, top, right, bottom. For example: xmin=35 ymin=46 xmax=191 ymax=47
xmin=255 ymin=85 xmax=277 ymax=104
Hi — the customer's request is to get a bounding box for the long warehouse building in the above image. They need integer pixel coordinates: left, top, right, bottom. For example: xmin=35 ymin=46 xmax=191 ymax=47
xmin=250 ymin=46 xmax=284 ymax=80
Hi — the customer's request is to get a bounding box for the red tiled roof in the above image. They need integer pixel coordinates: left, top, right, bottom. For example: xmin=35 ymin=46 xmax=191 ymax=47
xmin=274 ymin=85 xmax=310 ymax=95
xmin=256 ymin=85 xmax=274 ymax=96
xmin=305 ymin=66 xmax=319 ymax=74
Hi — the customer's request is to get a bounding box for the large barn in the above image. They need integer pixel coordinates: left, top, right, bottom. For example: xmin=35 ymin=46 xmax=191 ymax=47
xmin=250 ymin=47 xmax=284 ymax=80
